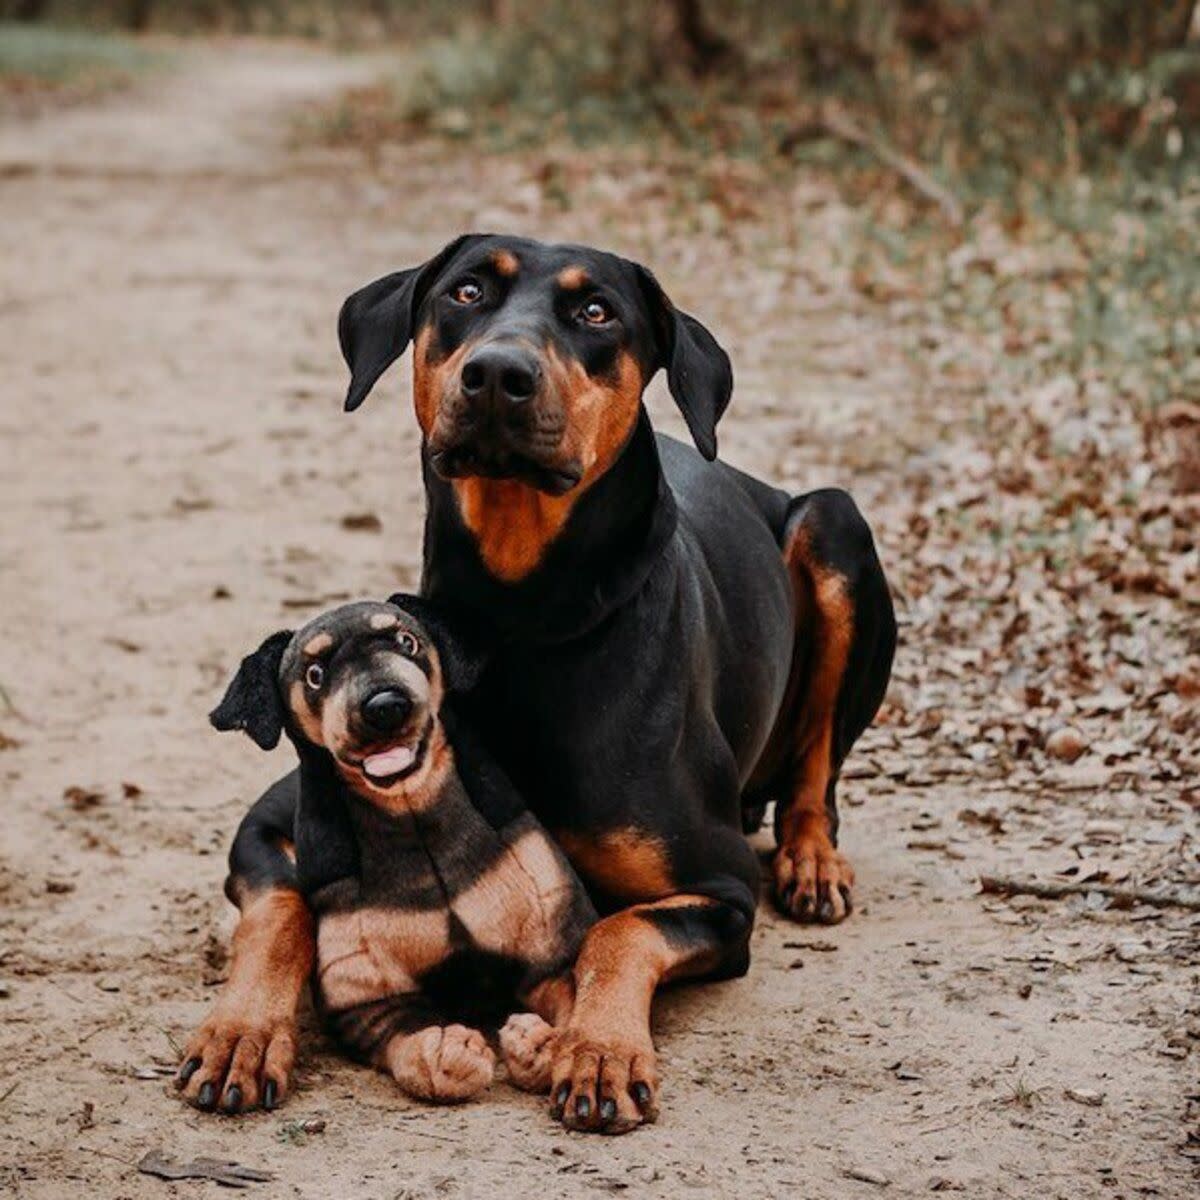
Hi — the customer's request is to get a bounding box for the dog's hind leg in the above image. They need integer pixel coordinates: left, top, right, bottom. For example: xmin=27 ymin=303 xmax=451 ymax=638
xmin=770 ymin=489 xmax=896 ymax=924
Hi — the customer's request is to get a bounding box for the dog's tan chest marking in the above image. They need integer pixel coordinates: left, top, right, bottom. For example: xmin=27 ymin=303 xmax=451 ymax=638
xmin=444 ymin=350 xmax=643 ymax=583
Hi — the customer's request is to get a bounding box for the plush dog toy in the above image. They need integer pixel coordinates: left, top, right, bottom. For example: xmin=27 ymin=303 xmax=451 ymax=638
xmin=210 ymin=596 xmax=596 ymax=1104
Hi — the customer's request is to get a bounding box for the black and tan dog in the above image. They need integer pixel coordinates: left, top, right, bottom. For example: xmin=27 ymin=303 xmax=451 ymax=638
xmin=179 ymin=235 xmax=897 ymax=1133
xmin=180 ymin=597 xmax=595 ymax=1109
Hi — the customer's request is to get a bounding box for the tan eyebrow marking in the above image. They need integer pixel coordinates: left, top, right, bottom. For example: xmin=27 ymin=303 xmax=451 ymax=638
xmin=492 ymin=249 xmax=520 ymax=277
xmin=369 ymin=612 xmax=399 ymax=630
xmin=303 ymin=632 xmax=334 ymax=657
xmin=556 ymin=266 xmax=589 ymax=290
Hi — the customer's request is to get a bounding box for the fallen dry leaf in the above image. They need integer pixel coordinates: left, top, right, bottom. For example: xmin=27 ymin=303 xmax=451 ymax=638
xmin=137 ymin=1149 xmax=273 ymax=1188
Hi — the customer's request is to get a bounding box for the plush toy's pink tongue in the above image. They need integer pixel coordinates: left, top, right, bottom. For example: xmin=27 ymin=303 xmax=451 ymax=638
xmin=362 ymin=745 xmax=416 ymax=779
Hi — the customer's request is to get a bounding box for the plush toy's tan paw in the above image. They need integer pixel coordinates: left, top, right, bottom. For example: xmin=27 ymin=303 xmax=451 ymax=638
xmin=387 ymin=1025 xmax=495 ymax=1104
xmin=499 ymin=1012 xmax=557 ymax=1093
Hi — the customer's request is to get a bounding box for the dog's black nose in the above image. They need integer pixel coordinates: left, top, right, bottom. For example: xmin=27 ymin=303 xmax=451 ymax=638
xmin=460 ymin=344 xmax=540 ymax=408
xmin=361 ymin=688 xmax=413 ymax=734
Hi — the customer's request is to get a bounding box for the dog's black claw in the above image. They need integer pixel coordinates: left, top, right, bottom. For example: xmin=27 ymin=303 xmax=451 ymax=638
xmin=839 ymin=884 xmax=853 ymax=914
xmin=262 ymin=1079 xmax=278 ymax=1110
xmin=817 ymin=895 xmax=835 ymax=923
xmin=599 ymin=1098 xmax=617 ymax=1123
xmin=575 ymin=1095 xmax=591 ymax=1121
xmin=177 ymin=1058 xmax=201 ymax=1088
xmin=550 ymin=1082 xmax=570 ymax=1118
xmin=222 ymin=1085 xmax=242 ymax=1114
xmin=197 ymin=1082 xmax=216 ymax=1110
xmin=631 ymin=1082 xmax=652 ymax=1112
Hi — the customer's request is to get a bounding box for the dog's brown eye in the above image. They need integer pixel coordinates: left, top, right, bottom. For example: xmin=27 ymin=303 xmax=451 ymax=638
xmin=305 ymin=663 xmax=324 ymax=690
xmin=451 ymin=280 xmax=482 ymax=305
xmin=397 ymin=631 xmax=419 ymax=656
xmin=580 ymin=298 xmax=613 ymax=325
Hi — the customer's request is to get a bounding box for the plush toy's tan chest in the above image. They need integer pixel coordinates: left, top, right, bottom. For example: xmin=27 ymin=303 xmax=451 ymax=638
xmin=315 ymin=825 xmax=579 ymax=1013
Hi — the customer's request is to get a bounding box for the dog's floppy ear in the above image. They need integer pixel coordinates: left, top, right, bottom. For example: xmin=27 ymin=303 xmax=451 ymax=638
xmin=210 ymin=630 xmax=293 ymax=750
xmin=386 ymin=594 xmax=488 ymax=694
xmin=339 ymin=233 xmax=486 ymax=413
xmin=634 ymin=265 xmax=733 ymax=461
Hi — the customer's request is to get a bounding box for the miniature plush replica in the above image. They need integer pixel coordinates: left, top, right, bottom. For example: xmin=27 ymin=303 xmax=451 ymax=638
xmin=207 ymin=596 xmax=596 ymax=1104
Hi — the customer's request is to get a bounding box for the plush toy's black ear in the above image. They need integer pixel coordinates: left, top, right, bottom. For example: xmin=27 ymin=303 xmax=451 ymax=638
xmin=339 ymin=233 xmax=486 ymax=413
xmin=210 ymin=630 xmax=293 ymax=750
xmin=634 ymin=265 xmax=733 ymax=461
xmin=386 ymin=594 xmax=488 ymax=694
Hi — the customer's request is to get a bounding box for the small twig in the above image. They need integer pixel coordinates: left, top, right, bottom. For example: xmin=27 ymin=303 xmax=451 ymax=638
xmin=390 ymin=1124 xmax=461 ymax=1145
xmin=79 ymin=1146 xmax=136 ymax=1167
xmin=157 ymin=1024 xmax=184 ymax=1059
xmin=979 ymin=874 xmax=1200 ymax=913
xmin=822 ymin=104 xmax=964 ymax=226
xmin=1007 ymin=1117 xmax=1079 ymax=1143
xmin=780 ymin=102 xmax=964 ymax=227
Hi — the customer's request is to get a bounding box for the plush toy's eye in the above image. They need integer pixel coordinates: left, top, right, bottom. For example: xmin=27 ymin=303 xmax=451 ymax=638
xmin=451 ymin=279 xmax=483 ymax=305
xmin=397 ymin=631 xmax=420 ymax=656
xmin=305 ymin=663 xmax=325 ymax=690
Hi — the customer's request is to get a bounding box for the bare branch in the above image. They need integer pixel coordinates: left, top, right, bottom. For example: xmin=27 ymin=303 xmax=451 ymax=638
xmin=979 ymin=875 xmax=1200 ymax=913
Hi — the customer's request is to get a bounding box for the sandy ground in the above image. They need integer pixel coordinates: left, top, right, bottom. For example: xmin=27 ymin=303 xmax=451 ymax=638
xmin=0 ymin=40 xmax=1196 ymax=1200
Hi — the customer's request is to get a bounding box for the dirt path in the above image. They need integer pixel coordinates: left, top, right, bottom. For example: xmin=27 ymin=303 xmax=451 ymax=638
xmin=0 ymin=41 xmax=1195 ymax=1200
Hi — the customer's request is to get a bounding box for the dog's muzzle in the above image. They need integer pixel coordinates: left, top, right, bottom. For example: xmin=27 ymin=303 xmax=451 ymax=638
xmin=428 ymin=343 xmax=582 ymax=494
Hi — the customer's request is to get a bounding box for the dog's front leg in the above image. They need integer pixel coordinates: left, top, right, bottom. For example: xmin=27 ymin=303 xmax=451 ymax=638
xmin=546 ymin=889 xmax=752 ymax=1135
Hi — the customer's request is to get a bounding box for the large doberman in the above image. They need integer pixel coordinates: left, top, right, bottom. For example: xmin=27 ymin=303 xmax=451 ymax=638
xmin=178 ymin=235 xmax=896 ymax=1133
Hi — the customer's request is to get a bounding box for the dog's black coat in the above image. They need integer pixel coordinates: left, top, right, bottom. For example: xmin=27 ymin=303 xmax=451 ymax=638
xmin=228 ymin=234 xmax=896 ymax=986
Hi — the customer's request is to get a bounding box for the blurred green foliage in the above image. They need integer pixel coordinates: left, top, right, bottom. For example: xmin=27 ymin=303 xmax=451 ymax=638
xmin=0 ymin=0 xmax=485 ymax=37
xmin=4 ymin=2 xmax=1196 ymax=191
xmin=0 ymin=19 xmax=159 ymax=97
xmin=4 ymin=1 xmax=1194 ymax=408
xmin=284 ymin=2 xmax=1200 ymax=197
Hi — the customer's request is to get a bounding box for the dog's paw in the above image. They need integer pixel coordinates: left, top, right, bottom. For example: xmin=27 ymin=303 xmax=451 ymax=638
xmin=773 ymin=834 xmax=855 ymax=924
xmin=499 ymin=1012 xmax=557 ymax=1092
xmin=175 ymin=1008 xmax=297 ymax=1115
xmin=547 ymin=1027 xmax=657 ymax=1135
xmin=388 ymin=1025 xmax=495 ymax=1104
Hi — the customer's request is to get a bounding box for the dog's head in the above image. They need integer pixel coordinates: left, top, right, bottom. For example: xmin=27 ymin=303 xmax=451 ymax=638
xmin=338 ymin=235 xmax=733 ymax=492
xmin=210 ymin=597 xmax=483 ymax=795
